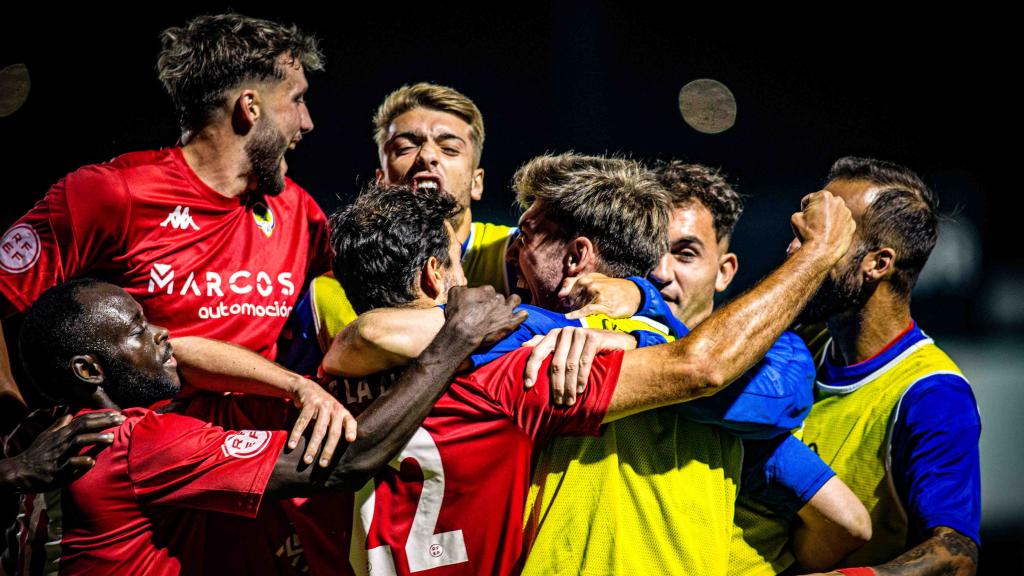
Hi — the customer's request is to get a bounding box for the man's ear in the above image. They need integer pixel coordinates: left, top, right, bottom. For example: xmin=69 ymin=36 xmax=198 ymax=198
xmin=863 ymin=246 xmax=897 ymax=283
xmin=375 ymin=168 xmax=385 ymax=185
xmin=470 ymin=167 xmax=485 ymax=202
xmin=421 ymin=256 xmax=445 ymax=300
xmin=231 ymin=89 xmax=261 ymax=134
xmin=716 ymin=252 xmax=739 ymax=293
xmin=565 ymin=237 xmax=596 ymax=277
xmin=70 ymin=354 xmax=104 ymax=385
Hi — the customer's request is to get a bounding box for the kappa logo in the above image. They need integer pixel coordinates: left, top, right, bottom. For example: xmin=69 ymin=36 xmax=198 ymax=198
xmin=160 ymin=205 xmax=199 ymax=231
xmin=221 ymin=430 xmax=272 ymax=459
xmin=252 ymin=202 xmax=276 ymax=238
xmin=0 ymin=224 xmax=40 ymax=274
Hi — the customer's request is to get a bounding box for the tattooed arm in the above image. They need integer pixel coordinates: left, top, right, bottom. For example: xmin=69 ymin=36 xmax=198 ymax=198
xmin=872 ymin=527 xmax=978 ymax=576
xmin=803 ymin=526 xmax=978 ymax=576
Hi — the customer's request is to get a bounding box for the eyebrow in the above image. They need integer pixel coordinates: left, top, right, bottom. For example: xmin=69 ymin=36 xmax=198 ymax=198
xmin=435 ymin=133 xmax=466 ymax=145
xmin=671 ymin=235 xmax=705 ymax=250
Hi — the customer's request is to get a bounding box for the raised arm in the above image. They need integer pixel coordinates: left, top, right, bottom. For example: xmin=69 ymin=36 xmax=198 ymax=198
xmin=322 ymin=306 xmax=445 ymax=378
xmin=606 ymin=190 xmax=855 ymax=421
xmin=266 ymin=286 xmax=527 ymax=496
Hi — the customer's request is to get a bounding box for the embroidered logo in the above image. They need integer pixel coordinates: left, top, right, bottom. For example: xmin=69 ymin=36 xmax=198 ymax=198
xmin=221 ymin=430 xmax=272 ymax=459
xmin=160 ymin=205 xmax=199 ymax=231
xmin=0 ymin=225 xmax=41 ymax=273
xmin=252 ymin=202 xmax=276 ymax=238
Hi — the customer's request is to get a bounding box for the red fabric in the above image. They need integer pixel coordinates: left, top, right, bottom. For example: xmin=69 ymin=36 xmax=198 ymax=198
xmin=0 ymin=147 xmax=330 ymax=365
xmin=347 ymin=348 xmax=623 ymax=575
xmin=58 ymin=407 xmax=288 ymax=576
xmin=837 ymin=568 xmax=877 ymax=576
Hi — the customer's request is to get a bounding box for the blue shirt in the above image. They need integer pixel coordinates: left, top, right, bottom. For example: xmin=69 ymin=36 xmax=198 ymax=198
xmin=741 ymin=433 xmax=836 ymax=518
xmin=818 ymin=323 xmax=982 ymax=546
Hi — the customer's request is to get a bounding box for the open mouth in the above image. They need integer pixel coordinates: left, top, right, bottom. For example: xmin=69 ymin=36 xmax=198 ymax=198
xmin=412 ymin=174 xmax=442 ymax=192
xmin=162 ymin=345 xmax=177 ymax=368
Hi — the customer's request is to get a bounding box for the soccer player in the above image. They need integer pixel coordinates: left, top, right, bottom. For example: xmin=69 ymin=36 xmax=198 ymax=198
xmin=279 ymin=83 xmax=519 ymax=375
xmin=0 ymin=14 xmax=350 ymax=574
xmin=325 ymin=178 xmax=853 ymax=575
xmin=554 ymin=161 xmax=871 ymax=573
xmin=332 ymin=155 xmax=855 ymax=575
xmin=788 ymin=158 xmax=980 ymax=576
xmin=12 ymin=278 xmax=523 ymax=575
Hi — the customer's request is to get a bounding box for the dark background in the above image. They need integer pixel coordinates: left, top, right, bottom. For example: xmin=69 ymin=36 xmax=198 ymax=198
xmin=2 ymin=4 xmax=1020 ymax=571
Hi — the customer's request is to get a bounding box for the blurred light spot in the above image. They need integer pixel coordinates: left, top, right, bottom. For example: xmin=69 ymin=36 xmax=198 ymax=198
xmin=915 ymin=218 xmax=981 ymax=296
xmin=678 ymin=79 xmax=736 ymax=134
xmin=0 ymin=63 xmax=30 ymax=118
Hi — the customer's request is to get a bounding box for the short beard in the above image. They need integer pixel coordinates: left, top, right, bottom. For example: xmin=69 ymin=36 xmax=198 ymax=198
xmin=798 ymin=246 xmax=871 ymax=324
xmin=102 ymin=354 xmax=180 ymax=409
xmin=245 ymin=119 xmax=288 ymax=197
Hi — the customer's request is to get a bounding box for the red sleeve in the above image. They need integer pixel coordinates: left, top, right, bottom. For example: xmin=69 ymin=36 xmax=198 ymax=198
xmin=305 ymin=192 xmax=332 ymax=279
xmin=126 ymin=411 xmax=286 ymax=519
xmin=466 ymin=347 xmax=623 ymax=447
xmin=0 ymin=164 xmax=130 ymax=315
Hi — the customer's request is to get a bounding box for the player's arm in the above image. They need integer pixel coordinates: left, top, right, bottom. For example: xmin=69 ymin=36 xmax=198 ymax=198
xmin=266 ymin=286 xmax=527 ymax=495
xmin=792 ymin=476 xmax=872 ymax=571
xmin=803 ymin=529 xmax=978 ymax=576
xmin=172 ymin=336 xmax=356 ymax=468
xmin=322 ymin=307 xmax=446 ymax=378
xmin=605 ymin=191 xmax=854 ymax=422
xmin=0 ymin=411 xmax=125 ymax=493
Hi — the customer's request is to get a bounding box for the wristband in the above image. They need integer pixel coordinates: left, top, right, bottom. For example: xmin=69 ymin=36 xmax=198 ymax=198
xmin=837 ymin=569 xmax=876 ymax=576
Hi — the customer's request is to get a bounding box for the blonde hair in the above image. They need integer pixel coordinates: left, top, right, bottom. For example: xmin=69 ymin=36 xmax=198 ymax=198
xmin=373 ymin=83 xmax=485 ymax=165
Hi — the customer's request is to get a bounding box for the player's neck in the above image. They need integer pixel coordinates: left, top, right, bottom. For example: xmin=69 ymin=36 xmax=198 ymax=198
xmin=454 ymin=208 xmax=473 ymax=244
xmin=827 ymin=290 xmax=912 ymax=366
xmin=181 ymin=130 xmax=251 ymax=199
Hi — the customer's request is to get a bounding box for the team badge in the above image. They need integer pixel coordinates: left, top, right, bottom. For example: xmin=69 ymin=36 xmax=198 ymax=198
xmin=0 ymin=224 xmax=40 ymax=273
xmin=252 ymin=202 xmax=276 ymax=238
xmin=221 ymin=430 xmax=273 ymax=459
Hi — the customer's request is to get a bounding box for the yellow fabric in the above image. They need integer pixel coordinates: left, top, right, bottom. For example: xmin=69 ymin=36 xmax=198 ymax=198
xmin=462 ymin=221 xmax=516 ymax=294
xmin=800 ymin=338 xmax=963 ymax=566
xmin=522 ymin=319 xmax=742 ymax=576
xmin=311 ymin=221 xmax=515 ymax=345
xmin=726 ymin=467 xmax=795 ymax=576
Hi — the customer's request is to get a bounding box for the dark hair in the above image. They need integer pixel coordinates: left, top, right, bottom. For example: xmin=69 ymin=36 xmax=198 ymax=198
xmin=514 ymin=153 xmax=670 ymax=277
xmin=330 ymin=184 xmax=462 ymax=313
xmin=157 ymin=13 xmax=323 ymax=133
xmin=19 ymin=278 xmax=107 ymax=402
xmin=827 ymin=156 xmax=938 ymax=299
xmin=656 ymin=160 xmax=744 ymax=241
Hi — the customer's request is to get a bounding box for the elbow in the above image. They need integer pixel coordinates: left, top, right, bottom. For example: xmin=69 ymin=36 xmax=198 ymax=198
xmin=846 ymin=505 xmax=873 ymax=545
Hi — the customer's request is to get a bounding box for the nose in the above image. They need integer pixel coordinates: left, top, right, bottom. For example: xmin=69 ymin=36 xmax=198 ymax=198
xmin=648 ymin=253 xmax=673 ymax=287
xmin=506 ymin=233 xmax=522 ymax=264
xmin=416 ymin=141 xmax=439 ymax=166
xmin=300 ymin=103 xmax=314 ymax=134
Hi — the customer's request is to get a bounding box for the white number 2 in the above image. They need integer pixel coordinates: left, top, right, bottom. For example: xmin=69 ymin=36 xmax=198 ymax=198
xmin=350 ymin=427 xmax=469 ymax=575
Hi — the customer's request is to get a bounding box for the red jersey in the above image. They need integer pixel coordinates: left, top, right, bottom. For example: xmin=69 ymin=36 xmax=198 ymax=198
xmin=0 ymin=147 xmax=331 ymax=361
xmin=343 ymin=348 xmax=623 ymax=576
xmin=58 ymin=407 xmax=288 ymax=576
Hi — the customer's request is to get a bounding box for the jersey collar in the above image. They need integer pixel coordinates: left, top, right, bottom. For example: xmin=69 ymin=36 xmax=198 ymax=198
xmin=816 ymin=320 xmax=932 ymax=395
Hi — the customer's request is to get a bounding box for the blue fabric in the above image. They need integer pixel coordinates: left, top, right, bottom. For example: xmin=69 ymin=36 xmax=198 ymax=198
xmin=741 ymin=433 xmax=835 ymax=518
xmin=627 ymin=275 xmax=690 ymax=337
xmin=822 ymin=323 xmax=982 ymax=546
xmin=277 ymin=287 xmax=322 ymax=377
xmin=892 ymin=374 xmax=982 ymax=546
xmin=680 ymin=331 xmax=815 ymax=439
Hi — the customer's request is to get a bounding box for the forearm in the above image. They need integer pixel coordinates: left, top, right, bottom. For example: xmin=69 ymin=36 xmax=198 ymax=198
xmin=323 ymin=307 xmax=446 ymax=378
xmin=171 ymin=336 xmax=302 ymax=398
xmin=612 ymin=248 xmax=832 ymax=418
xmin=792 ymin=477 xmax=871 ymax=571
xmin=869 ymin=527 xmax=977 ymax=576
xmin=268 ymin=320 xmax=481 ymax=495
